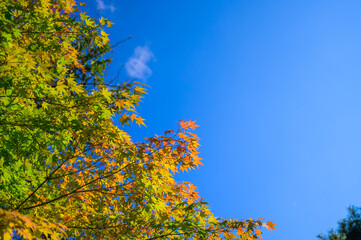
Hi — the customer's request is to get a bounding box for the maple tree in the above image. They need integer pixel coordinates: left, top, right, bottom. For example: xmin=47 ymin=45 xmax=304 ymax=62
xmin=0 ymin=0 xmax=276 ymax=239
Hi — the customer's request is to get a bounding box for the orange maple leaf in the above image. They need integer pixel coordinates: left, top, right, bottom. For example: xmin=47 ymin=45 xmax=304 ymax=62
xmin=266 ymin=221 xmax=277 ymax=231
xmin=255 ymin=229 xmax=263 ymax=238
xmin=180 ymin=121 xmax=189 ymax=129
xmin=188 ymin=120 xmax=199 ymax=130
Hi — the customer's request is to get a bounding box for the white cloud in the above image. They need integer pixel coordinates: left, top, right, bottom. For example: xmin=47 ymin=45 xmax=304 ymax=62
xmin=96 ymin=0 xmax=115 ymax=12
xmin=125 ymin=46 xmax=154 ymax=81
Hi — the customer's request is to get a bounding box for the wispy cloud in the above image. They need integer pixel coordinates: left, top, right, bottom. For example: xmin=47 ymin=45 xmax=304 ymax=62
xmin=125 ymin=46 xmax=155 ymax=81
xmin=96 ymin=0 xmax=115 ymax=12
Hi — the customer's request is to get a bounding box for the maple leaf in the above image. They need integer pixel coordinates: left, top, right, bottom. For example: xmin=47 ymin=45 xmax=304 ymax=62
xmin=266 ymin=221 xmax=277 ymax=231
xmin=188 ymin=132 xmax=200 ymax=139
xmin=180 ymin=121 xmax=189 ymax=129
xmin=188 ymin=120 xmax=200 ymax=130
xmin=255 ymin=229 xmax=263 ymax=238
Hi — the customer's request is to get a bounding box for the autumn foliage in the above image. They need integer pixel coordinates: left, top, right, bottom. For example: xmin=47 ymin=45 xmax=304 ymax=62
xmin=0 ymin=0 xmax=275 ymax=239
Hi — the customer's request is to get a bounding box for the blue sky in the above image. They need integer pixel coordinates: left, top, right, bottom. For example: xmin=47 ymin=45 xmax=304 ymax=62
xmin=85 ymin=1 xmax=361 ymax=239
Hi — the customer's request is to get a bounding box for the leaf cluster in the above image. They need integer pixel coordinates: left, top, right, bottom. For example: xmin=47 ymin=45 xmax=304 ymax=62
xmin=0 ymin=0 xmax=275 ymax=239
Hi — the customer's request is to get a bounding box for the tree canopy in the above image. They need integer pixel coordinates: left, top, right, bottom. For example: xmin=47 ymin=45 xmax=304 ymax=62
xmin=0 ymin=0 xmax=275 ymax=239
xmin=318 ymin=206 xmax=361 ymax=240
